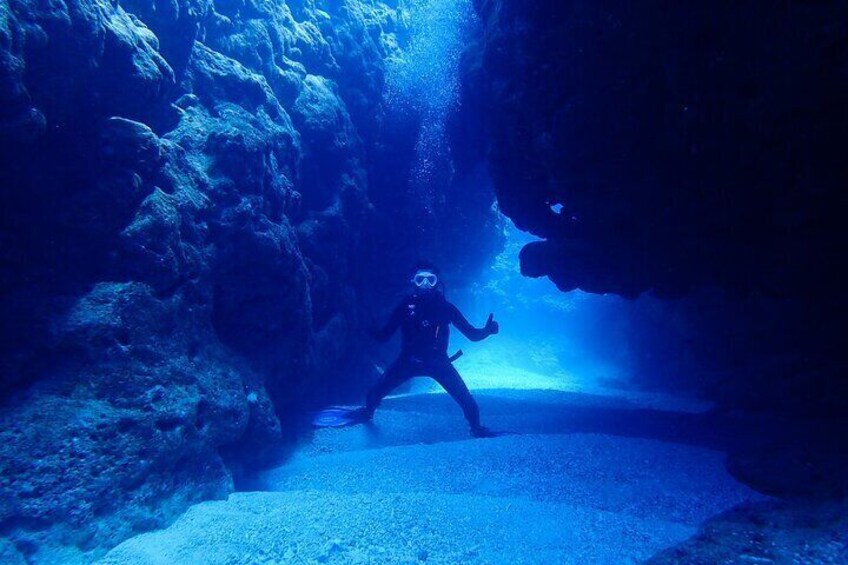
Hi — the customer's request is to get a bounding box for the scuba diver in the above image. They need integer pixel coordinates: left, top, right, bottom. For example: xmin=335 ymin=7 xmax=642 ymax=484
xmin=353 ymin=262 xmax=500 ymax=438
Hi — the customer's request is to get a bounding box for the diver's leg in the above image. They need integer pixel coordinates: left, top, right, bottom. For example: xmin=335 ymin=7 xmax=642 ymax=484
xmin=364 ymin=358 xmax=412 ymax=416
xmin=430 ymin=362 xmax=481 ymax=429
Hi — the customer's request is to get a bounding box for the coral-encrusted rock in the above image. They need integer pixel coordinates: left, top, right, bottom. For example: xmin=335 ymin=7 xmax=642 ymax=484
xmin=292 ymin=74 xmax=361 ymax=211
xmin=0 ymin=0 xmax=501 ymax=561
xmin=0 ymin=282 xmax=267 ymax=562
xmin=212 ymin=204 xmax=313 ymax=375
xmin=119 ymin=0 xmax=209 ymax=80
xmin=0 ymin=535 xmax=26 ymax=564
xmin=120 ymin=188 xmax=185 ymax=291
xmin=99 ymin=117 xmax=162 ymax=170
xmin=187 ymin=42 xmax=283 ymax=114
xmin=2 ymin=0 xmax=175 ymax=127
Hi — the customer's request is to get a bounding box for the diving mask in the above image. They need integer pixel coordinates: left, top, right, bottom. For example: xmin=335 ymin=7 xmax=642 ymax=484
xmin=412 ymin=270 xmax=438 ymax=289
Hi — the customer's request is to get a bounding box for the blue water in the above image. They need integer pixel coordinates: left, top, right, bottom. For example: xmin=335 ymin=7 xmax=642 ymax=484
xmin=385 ymin=0 xmax=476 ymax=209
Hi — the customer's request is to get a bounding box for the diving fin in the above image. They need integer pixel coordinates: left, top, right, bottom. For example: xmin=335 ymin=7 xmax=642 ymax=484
xmin=311 ymin=406 xmax=372 ymax=429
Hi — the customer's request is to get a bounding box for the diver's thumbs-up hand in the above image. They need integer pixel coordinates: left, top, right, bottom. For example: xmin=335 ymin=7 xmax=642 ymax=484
xmin=485 ymin=313 xmax=499 ymax=336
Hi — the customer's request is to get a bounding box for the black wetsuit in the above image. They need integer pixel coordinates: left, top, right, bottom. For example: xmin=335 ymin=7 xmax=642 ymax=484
xmin=365 ymin=291 xmax=492 ymax=428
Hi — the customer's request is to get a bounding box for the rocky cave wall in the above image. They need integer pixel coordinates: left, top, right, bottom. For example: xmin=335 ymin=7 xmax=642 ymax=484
xmin=470 ymin=0 xmax=848 ymax=410
xmin=0 ymin=0 xmax=499 ymax=561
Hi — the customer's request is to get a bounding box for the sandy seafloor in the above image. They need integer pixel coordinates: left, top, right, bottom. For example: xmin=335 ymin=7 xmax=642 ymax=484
xmin=98 ymin=352 xmax=777 ymax=564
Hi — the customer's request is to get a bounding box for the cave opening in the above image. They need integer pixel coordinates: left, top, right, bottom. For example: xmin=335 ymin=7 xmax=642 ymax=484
xmin=409 ymin=219 xmax=631 ymax=396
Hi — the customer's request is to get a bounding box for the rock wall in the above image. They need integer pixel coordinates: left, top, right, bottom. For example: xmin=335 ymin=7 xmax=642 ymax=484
xmin=470 ymin=0 xmax=848 ymax=411
xmin=473 ymin=0 xmax=848 ymax=298
xmin=0 ymin=0 xmax=499 ymax=561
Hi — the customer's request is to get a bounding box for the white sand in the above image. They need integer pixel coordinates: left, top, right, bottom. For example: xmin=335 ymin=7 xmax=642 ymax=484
xmin=100 ymin=385 xmax=765 ymax=564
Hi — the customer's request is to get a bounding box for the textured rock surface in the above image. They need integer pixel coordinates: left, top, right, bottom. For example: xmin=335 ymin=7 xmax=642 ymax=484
xmin=472 ymin=0 xmax=848 ymax=298
xmin=469 ymin=0 xmax=848 ymax=412
xmin=0 ymin=0 xmax=499 ymax=561
xmin=648 ymin=499 xmax=848 ymax=565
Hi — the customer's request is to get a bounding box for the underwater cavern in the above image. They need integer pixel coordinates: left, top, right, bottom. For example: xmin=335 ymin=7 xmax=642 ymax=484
xmin=1 ymin=0 xmax=847 ymax=562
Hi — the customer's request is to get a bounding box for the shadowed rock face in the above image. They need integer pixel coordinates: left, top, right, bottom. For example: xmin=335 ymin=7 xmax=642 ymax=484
xmin=0 ymin=0 xmax=499 ymax=560
xmin=470 ymin=0 xmax=848 ymax=409
xmin=473 ymin=0 xmax=848 ymax=298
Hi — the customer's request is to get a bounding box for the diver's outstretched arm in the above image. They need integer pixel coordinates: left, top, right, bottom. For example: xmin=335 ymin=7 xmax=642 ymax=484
xmin=369 ymin=302 xmax=404 ymax=342
xmin=449 ymin=304 xmax=499 ymax=342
